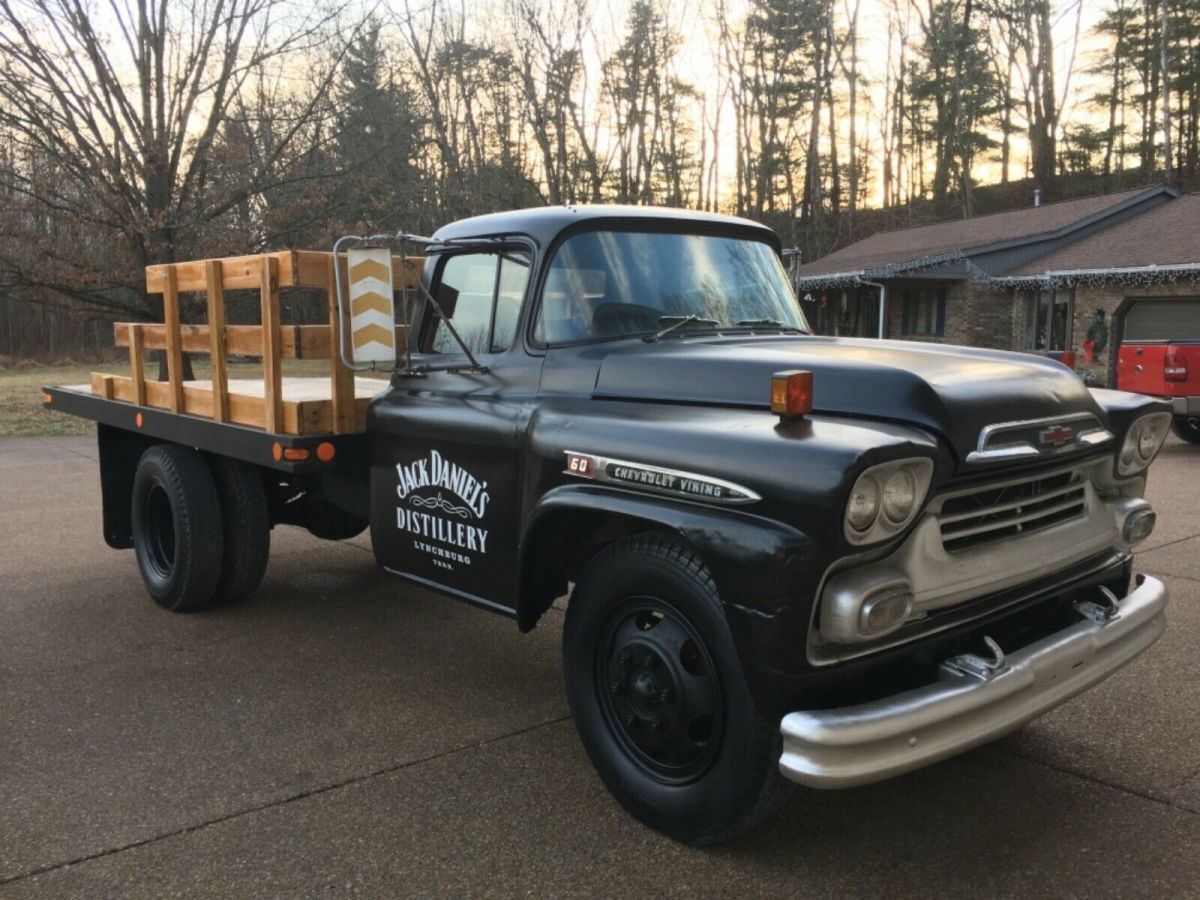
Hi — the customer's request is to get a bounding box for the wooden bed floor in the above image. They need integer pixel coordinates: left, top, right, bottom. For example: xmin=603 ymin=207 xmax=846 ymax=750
xmin=68 ymin=376 xmax=389 ymax=402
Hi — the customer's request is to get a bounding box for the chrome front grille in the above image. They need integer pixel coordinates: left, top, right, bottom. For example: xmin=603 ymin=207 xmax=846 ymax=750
xmin=937 ymin=468 xmax=1088 ymax=554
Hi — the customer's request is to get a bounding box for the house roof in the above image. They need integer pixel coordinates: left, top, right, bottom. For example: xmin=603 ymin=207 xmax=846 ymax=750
xmin=796 ymin=186 xmax=1173 ymax=282
xmin=1007 ymin=191 xmax=1200 ymax=275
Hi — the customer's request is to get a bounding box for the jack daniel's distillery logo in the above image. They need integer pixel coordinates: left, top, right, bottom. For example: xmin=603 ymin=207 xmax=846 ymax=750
xmin=396 ymin=450 xmax=490 ymax=570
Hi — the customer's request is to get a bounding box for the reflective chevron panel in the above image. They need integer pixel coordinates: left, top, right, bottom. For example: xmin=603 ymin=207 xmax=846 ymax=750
xmin=347 ymin=248 xmax=396 ymax=364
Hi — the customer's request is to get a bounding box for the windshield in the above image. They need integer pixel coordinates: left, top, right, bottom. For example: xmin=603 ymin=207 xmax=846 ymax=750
xmin=533 ymin=230 xmax=809 ymax=345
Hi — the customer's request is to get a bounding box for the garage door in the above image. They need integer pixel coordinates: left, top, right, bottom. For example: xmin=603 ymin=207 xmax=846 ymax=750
xmin=1122 ymin=297 xmax=1200 ymax=342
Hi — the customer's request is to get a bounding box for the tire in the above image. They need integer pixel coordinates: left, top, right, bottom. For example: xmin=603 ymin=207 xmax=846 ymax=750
xmin=563 ymin=533 xmax=794 ymax=845
xmin=209 ymin=457 xmax=271 ymax=602
xmin=1171 ymin=415 xmax=1200 ymax=444
xmin=131 ymin=445 xmax=225 ymax=612
xmin=303 ymin=496 xmax=368 ymax=541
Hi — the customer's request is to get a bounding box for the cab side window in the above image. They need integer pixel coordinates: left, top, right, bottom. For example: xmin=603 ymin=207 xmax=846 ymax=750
xmin=427 ymin=251 xmax=531 ymax=354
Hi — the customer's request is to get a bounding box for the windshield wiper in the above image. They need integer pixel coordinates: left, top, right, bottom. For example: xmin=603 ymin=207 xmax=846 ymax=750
xmin=732 ymin=318 xmax=807 ymax=332
xmin=646 ymin=314 xmax=721 ymax=341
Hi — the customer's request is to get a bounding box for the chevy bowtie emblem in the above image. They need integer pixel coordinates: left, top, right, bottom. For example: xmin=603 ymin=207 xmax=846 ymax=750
xmin=1039 ymin=424 xmax=1076 ymax=447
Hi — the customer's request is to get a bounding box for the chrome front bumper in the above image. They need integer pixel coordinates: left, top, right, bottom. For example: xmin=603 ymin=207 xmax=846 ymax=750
xmin=779 ymin=575 xmax=1168 ymax=788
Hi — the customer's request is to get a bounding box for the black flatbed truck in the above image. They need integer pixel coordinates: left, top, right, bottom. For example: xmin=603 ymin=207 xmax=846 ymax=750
xmin=46 ymin=206 xmax=1172 ymax=844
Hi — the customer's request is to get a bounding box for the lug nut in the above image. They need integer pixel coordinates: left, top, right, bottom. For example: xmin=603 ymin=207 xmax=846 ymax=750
xmin=653 ymin=716 xmax=666 ymax=732
xmin=610 ymin=680 xmax=623 ymax=695
xmin=618 ymin=651 xmax=632 ymax=668
xmin=624 ymin=714 xmax=638 ymax=728
xmin=642 ymin=653 xmax=656 ymax=668
xmin=658 ymin=687 xmax=674 ymax=703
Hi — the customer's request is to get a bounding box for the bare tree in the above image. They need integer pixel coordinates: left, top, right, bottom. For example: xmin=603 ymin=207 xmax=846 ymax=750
xmin=0 ymin=0 xmax=347 ymax=318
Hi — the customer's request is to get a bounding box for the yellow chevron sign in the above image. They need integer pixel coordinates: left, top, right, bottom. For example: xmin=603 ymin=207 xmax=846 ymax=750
xmin=346 ymin=248 xmax=396 ymax=364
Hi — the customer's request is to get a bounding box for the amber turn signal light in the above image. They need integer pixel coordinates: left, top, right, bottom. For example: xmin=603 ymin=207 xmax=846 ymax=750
xmin=770 ymin=370 xmax=813 ymax=418
xmin=283 ymin=447 xmax=310 ymax=462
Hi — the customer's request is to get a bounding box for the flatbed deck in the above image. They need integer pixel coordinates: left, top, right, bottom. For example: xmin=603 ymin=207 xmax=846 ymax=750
xmin=83 ymin=373 xmax=389 ymax=435
xmin=44 ymin=247 xmax=420 ymax=447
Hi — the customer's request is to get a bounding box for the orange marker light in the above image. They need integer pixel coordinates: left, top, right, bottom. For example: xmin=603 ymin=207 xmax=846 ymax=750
xmin=770 ymin=370 xmax=813 ymax=418
xmin=316 ymin=442 xmax=336 ymax=463
xmin=283 ymin=447 xmax=310 ymax=462
xmin=1059 ymin=351 xmax=1077 ymax=370
xmin=135 ymin=412 xmax=144 ymax=428
xmin=42 ymin=393 xmax=53 ymax=405
xmin=272 ymin=442 xmax=283 ymax=462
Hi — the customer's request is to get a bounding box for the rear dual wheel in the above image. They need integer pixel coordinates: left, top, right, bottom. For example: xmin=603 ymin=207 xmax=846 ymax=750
xmin=563 ymin=534 xmax=793 ymax=845
xmin=131 ymin=446 xmax=269 ymax=611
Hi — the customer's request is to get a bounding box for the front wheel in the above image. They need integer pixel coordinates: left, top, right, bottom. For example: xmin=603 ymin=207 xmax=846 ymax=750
xmin=1172 ymin=415 xmax=1200 ymax=444
xmin=563 ymin=534 xmax=793 ymax=845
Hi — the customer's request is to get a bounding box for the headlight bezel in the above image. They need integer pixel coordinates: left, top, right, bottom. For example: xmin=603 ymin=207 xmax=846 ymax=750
xmin=844 ymin=458 xmax=935 ymax=545
xmin=1117 ymin=411 xmax=1171 ymax=477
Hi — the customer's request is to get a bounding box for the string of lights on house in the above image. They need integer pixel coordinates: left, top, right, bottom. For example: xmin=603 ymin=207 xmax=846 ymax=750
xmin=990 ymin=263 xmax=1200 ymax=290
xmin=795 ymin=256 xmax=1200 ymax=293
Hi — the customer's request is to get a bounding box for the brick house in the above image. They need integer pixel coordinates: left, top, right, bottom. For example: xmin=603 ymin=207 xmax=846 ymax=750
xmin=793 ymin=185 xmax=1200 ymax=386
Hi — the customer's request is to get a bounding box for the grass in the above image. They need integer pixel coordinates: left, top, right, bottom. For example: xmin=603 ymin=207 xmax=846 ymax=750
xmin=0 ymin=357 xmax=387 ymax=438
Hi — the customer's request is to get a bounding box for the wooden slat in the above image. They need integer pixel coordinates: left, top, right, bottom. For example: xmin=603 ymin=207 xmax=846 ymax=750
xmin=147 ymin=250 xmax=424 ymax=294
xmin=206 ymin=260 xmax=230 ymax=423
xmin=327 ymin=254 xmax=356 ymax=434
xmin=114 ymin=322 xmax=406 ymax=360
xmin=128 ymin=325 xmax=146 ymax=406
xmin=146 ymin=251 xmax=297 ymax=294
xmin=162 ymin=267 xmax=185 ymax=412
xmin=260 ymin=256 xmax=284 ymax=432
xmin=296 ymin=250 xmax=423 ymax=292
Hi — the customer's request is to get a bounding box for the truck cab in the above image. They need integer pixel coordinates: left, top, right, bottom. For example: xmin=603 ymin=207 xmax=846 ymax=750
xmin=1115 ymin=297 xmax=1200 ymax=443
xmin=48 ymin=206 xmax=1173 ymax=845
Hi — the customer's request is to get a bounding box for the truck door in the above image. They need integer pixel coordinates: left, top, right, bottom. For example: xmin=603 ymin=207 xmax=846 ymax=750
xmin=369 ymin=247 xmax=539 ymax=612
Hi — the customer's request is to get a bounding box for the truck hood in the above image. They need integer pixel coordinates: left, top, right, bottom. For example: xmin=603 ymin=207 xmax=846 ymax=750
xmin=591 ymin=336 xmax=1103 ymax=460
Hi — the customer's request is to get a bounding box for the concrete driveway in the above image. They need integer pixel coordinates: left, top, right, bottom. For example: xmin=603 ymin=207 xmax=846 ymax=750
xmin=2 ymin=435 xmax=1198 ymax=897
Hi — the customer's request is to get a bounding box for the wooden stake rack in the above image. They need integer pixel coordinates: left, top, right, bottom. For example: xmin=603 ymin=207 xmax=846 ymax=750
xmin=89 ymin=250 xmax=422 ymax=435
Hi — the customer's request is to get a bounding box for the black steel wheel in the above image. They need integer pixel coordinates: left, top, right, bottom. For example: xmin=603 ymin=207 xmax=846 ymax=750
xmin=596 ymin=597 xmax=723 ymax=784
xmin=1172 ymin=415 xmax=1200 ymax=444
xmin=563 ymin=533 xmax=793 ymax=845
xmin=131 ymin=445 xmax=225 ymax=611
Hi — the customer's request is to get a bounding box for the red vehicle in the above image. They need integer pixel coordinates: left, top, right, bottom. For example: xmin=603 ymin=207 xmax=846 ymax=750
xmin=1116 ymin=298 xmax=1200 ymax=444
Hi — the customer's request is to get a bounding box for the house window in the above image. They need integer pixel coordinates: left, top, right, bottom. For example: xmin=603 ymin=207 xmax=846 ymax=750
xmin=901 ymin=288 xmax=946 ymax=337
xmin=1023 ymin=288 xmax=1073 ymax=351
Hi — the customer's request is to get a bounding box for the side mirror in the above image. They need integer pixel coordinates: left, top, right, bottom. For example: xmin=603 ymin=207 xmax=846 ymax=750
xmin=347 ymin=247 xmax=397 ymax=365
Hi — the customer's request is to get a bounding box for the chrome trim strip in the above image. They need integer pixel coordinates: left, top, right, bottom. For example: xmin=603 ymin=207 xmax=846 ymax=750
xmin=965 ymin=444 xmax=1041 ymax=463
xmin=966 ymin=412 xmax=1113 ymax=463
xmin=562 ymin=450 xmax=762 ymax=505
xmin=781 ymin=575 xmax=1167 ymax=788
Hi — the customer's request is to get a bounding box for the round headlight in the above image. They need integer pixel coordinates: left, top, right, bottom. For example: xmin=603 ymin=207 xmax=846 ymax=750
xmin=882 ymin=467 xmax=917 ymax=523
xmin=1120 ymin=428 xmax=1139 ymax=467
xmin=1137 ymin=416 xmax=1164 ymax=460
xmin=1118 ymin=412 xmax=1172 ymax=475
xmin=847 ymin=474 xmax=880 ymax=531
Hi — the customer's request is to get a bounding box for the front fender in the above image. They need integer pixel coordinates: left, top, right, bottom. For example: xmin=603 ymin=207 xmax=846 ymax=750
xmin=518 ymin=483 xmax=828 ymax=708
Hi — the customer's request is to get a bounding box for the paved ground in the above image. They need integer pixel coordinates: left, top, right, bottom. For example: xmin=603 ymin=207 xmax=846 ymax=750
xmin=1 ymin=435 xmax=1198 ymax=898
